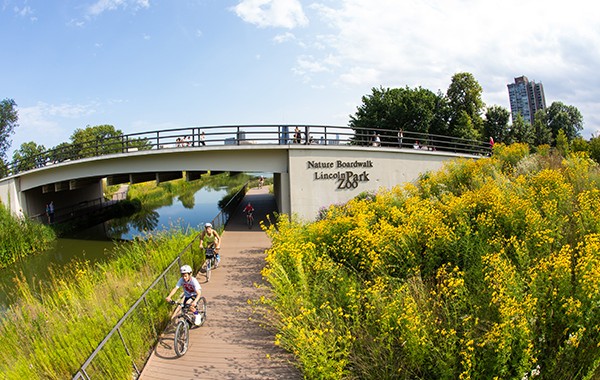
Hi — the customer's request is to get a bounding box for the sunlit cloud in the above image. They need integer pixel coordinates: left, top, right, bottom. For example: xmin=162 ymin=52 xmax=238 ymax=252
xmin=233 ymin=0 xmax=309 ymax=29
xmin=86 ymin=0 xmax=150 ymax=17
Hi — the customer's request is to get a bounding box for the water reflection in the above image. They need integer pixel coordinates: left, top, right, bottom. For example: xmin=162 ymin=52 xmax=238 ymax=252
xmin=105 ymin=186 xmax=227 ymax=240
xmin=0 ymin=184 xmax=232 ymax=310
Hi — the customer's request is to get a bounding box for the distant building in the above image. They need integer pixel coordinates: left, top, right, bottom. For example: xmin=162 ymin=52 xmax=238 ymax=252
xmin=507 ymin=75 xmax=547 ymax=124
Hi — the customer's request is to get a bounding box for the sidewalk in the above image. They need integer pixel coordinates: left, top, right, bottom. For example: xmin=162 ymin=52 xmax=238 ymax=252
xmin=139 ymin=187 xmax=301 ymax=379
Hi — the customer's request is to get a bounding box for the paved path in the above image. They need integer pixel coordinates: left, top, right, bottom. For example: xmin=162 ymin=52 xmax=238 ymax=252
xmin=139 ymin=187 xmax=301 ymax=380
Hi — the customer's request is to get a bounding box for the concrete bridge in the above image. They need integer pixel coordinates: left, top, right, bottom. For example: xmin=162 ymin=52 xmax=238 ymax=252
xmin=0 ymin=125 xmax=489 ymax=222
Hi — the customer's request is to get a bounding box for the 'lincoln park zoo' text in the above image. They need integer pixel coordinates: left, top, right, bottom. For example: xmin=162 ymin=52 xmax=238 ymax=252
xmin=307 ymin=160 xmax=373 ymax=189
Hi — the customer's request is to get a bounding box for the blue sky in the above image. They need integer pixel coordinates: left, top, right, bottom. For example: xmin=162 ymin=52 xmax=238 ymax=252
xmin=2 ymin=0 xmax=599 ymax=158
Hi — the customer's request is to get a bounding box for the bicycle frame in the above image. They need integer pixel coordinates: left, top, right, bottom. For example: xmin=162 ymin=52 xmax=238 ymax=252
xmin=169 ymin=298 xmax=207 ymax=357
xmin=204 ymin=247 xmax=218 ymax=281
xmin=245 ymin=211 xmax=254 ymax=228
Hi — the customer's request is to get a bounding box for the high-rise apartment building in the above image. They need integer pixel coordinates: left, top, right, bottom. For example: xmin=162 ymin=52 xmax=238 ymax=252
xmin=507 ymin=76 xmax=547 ymax=124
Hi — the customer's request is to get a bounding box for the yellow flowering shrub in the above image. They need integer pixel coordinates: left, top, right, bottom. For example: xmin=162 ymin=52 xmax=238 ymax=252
xmin=262 ymin=144 xmax=600 ymax=379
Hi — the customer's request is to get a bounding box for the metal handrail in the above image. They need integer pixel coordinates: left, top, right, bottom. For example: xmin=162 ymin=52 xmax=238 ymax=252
xmin=71 ymin=183 xmax=249 ymax=379
xmin=2 ymin=125 xmax=491 ymax=178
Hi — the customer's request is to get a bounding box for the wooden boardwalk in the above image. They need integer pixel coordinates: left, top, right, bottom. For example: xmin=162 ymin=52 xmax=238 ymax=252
xmin=139 ymin=187 xmax=302 ymax=380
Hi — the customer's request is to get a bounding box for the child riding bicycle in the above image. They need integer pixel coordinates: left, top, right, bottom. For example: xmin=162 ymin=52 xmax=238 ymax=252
xmin=166 ymin=265 xmax=202 ymax=313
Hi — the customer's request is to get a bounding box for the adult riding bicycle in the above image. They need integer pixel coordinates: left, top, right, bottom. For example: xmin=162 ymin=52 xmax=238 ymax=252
xmin=203 ymin=246 xmax=220 ymax=281
xmin=167 ymin=298 xmax=207 ymax=357
xmin=243 ymin=202 xmax=255 ymax=229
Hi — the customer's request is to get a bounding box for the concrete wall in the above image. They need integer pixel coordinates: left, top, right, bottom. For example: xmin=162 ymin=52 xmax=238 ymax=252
xmin=287 ymin=146 xmax=462 ymax=221
xmin=1 ymin=144 xmax=475 ymax=222
xmin=0 ymin=177 xmax=23 ymax=216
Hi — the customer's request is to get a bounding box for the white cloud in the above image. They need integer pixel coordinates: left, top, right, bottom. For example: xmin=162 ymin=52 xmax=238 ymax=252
xmin=13 ymin=5 xmax=33 ymax=17
xmin=13 ymin=4 xmax=36 ymax=21
xmin=273 ymin=32 xmax=296 ymax=44
xmin=86 ymin=0 xmax=150 ymax=17
xmin=233 ymin=0 xmax=309 ymax=29
xmin=274 ymin=0 xmax=600 ymax=134
xmin=8 ymin=101 xmax=103 ymax=155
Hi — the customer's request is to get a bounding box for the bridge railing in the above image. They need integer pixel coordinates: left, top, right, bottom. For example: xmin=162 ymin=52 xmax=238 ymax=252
xmin=71 ymin=182 xmax=248 ymax=379
xmin=2 ymin=125 xmax=491 ymax=178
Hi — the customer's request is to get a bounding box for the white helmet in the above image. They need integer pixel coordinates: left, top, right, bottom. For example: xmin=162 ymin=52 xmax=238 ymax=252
xmin=180 ymin=265 xmax=193 ymax=274
xmin=204 ymin=222 xmax=212 ymax=228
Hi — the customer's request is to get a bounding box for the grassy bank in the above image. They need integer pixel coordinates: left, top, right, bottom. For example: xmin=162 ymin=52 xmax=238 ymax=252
xmin=0 ymin=227 xmax=203 ymax=379
xmin=263 ymin=144 xmax=600 ymax=379
xmin=0 ymin=205 xmax=56 ymax=269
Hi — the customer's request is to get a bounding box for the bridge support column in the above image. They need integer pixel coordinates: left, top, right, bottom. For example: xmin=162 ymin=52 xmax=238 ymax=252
xmin=273 ymin=172 xmax=290 ymax=217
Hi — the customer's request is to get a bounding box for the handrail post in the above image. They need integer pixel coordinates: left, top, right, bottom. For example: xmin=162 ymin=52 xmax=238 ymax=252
xmin=116 ymin=327 xmax=140 ymax=376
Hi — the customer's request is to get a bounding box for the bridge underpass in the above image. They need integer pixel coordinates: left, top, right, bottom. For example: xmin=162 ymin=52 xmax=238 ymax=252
xmin=1 ymin=125 xmax=489 ymax=224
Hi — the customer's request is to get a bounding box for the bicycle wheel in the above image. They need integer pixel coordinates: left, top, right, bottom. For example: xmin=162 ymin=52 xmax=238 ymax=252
xmin=205 ymin=258 xmax=211 ymax=281
xmin=196 ymin=297 xmax=207 ymax=326
xmin=174 ymin=320 xmax=189 ymax=357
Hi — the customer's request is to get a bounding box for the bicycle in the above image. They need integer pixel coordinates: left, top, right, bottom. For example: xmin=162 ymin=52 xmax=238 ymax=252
xmin=168 ymin=298 xmax=207 ymax=357
xmin=245 ymin=210 xmax=254 ymax=229
xmin=203 ymin=247 xmax=219 ymax=281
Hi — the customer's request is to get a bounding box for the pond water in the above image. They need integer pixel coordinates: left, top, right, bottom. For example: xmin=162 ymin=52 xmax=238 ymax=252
xmin=0 ymin=185 xmax=231 ymax=310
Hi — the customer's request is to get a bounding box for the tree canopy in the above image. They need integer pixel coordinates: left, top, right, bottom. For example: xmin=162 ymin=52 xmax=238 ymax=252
xmin=545 ymin=101 xmax=583 ymax=141
xmin=484 ymin=105 xmax=510 ymax=142
xmin=12 ymin=141 xmax=47 ymax=172
xmin=446 ymin=72 xmax=485 ymax=138
xmin=70 ymin=124 xmax=125 ymax=158
xmin=348 ymin=73 xmax=586 ymax=152
xmin=0 ymin=98 xmax=18 ymax=160
xmin=349 ymin=73 xmax=489 ymax=142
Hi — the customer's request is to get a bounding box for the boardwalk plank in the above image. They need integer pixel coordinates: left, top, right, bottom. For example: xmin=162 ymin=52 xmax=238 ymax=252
xmin=139 ymin=188 xmax=301 ymax=380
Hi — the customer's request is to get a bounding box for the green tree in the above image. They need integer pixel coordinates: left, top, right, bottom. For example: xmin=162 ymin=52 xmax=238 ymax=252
xmin=483 ymin=105 xmax=510 ymax=143
xmin=545 ymin=101 xmax=583 ymax=141
xmin=532 ymin=109 xmax=553 ymax=146
xmin=12 ymin=141 xmax=47 ymax=172
xmin=0 ymin=98 xmax=18 ymax=161
xmin=570 ymin=137 xmax=589 ymax=155
xmin=555 ymin=129 xmax=569 ymax=156
xmin=349 ymin=86 xmax=440 ymax=145
xmin=588 ymin=135 xmax=600 ymax=164
xmin=452 ymin=110 xmax=480 ymax=141
xmin=509 ymin=114 xmax=534 ymax=145
xmin=349 ymin=87 xmax=390 ymax=144
xmin=446 ymin=72 xmax=485 ymax=139
xmin=388 ymin=86 xmax=438 ymax=133
xmin=428 ymin=91 xmax=452 ymax=137
xmin=70 ymin=124 xmax=124 ymax=158
xmin=49 ymin=142 xmax=74 ymax=163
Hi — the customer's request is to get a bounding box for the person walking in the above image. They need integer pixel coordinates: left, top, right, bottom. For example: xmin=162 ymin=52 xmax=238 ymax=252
xmin=372 ymin=132 xmax=381 ymax=147
xmin=398 ymin=129 xmax=404 ymax=148
xmin=46 ymin=201 xmax=55 ymax=224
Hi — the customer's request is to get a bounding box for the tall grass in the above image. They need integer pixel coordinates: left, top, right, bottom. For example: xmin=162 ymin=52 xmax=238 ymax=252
xmin=262 ymin=144 xmax=600 ymax=379
xmin=0 ymin=227 xmax=203 ymax=379
xmin=0 ymin=204 xmax=56 ymax=269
